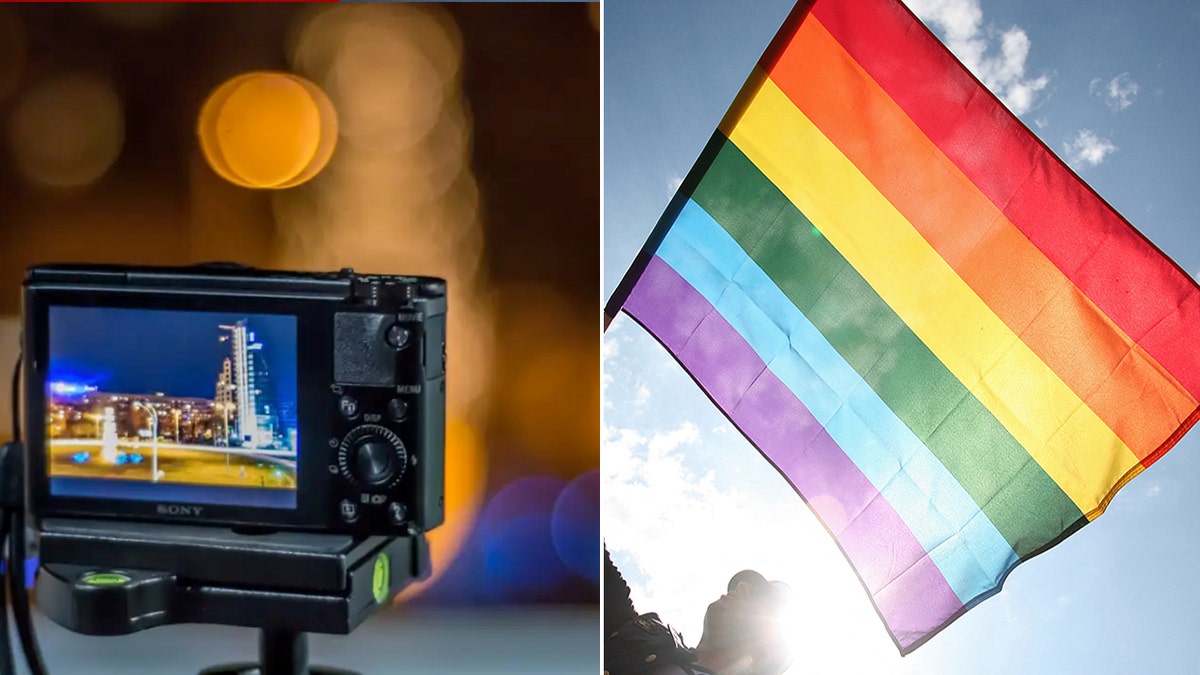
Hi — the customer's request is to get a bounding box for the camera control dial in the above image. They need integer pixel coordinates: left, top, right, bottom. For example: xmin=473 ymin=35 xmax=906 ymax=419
xmin=338 ymin=424 xmax=407 ymax=487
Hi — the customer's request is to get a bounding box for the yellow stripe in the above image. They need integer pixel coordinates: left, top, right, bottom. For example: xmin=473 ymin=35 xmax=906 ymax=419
xmin=721 ymin=73 xmax=1138 ymax=515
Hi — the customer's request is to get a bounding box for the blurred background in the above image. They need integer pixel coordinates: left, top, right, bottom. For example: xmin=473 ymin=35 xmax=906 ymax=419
xmin=0 ymin=2 xmax=599 ymax=673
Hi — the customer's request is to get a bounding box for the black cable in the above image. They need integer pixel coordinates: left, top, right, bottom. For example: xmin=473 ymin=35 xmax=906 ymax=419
xmin=0 ymin=508 xmax=16 ymax=675
xmin=9 ymin=358 xmax=18 ymax=447
xmin=10 ymin=508 xmax=46 ymax=675
xmin=9 ymin=359 xmax=47 ymax=675
xmin=0 ymin=359 xmax=25 ymax=675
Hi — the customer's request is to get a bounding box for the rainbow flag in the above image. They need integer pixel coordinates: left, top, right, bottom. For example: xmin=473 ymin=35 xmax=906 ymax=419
xmin=606 ymin=0 xmax=1200 ymax=654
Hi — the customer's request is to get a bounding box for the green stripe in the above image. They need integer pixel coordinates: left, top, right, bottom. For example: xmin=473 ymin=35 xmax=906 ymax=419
xmin=682 ymin=134 xmax=1084 ymax=556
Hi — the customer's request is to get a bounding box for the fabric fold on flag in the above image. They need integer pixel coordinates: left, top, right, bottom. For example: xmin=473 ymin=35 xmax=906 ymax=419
xmin=607 ymin=0 xmax=1200 ymax=654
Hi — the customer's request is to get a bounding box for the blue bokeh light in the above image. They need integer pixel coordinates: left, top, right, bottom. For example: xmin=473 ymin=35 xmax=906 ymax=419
xmin=477 ymin=476 xmax=570 ymax=601
xmin=552 ymin=470 xmax=599 ymax=584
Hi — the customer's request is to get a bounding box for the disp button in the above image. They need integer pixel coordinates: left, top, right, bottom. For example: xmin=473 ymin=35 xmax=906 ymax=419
xmin=339 ymin=423 xmax=406 ymax=487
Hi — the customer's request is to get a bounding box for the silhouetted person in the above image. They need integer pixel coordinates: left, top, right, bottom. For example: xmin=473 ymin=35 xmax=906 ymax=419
xmin=605 ymin=547 xmax=794 ymax=675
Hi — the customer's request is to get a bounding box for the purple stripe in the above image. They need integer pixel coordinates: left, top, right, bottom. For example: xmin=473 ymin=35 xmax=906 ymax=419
xmin=625 ymin=255 xmax=963 ymax=640
xmin=874 ymin=553 xmax=964 ymax=651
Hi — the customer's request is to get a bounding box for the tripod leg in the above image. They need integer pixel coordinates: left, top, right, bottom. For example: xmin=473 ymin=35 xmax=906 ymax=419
xmin=260 ymin=629 xmax=308 ymax=675
xmin=196 ymin=628 xmax=363 ymax=675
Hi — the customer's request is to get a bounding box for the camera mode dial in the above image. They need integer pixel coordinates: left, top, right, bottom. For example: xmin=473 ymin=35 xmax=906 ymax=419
xmin=338 ymin=424 xmax=407 ymax=487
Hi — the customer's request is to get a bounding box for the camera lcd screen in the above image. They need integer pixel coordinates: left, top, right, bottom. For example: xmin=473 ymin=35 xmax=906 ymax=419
xmin=45 ymin=306 xmax=299 ymax=509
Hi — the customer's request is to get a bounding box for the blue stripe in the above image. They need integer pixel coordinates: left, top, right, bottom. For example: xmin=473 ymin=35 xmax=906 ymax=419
xmin=656 ymin=198 xmax=1019 ymax=604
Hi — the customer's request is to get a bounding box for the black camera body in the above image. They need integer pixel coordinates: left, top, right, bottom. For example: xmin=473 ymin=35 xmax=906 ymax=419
xmin=21 ymin=264 xmax=446 ymax=537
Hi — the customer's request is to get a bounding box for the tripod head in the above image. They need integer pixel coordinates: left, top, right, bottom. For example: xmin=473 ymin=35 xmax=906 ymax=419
xmin=0 ymin=440 xmax=431 ymax=675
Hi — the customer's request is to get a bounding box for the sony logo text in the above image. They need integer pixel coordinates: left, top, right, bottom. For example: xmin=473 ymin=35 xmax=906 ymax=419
xmin=156 ymin=504 xmax=204 ymax=517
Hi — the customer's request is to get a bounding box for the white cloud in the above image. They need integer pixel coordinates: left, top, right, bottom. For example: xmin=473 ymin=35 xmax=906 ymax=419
xmin=1063 ymin=129 xmax=1117 ymax=167
xmin=1145 ymin=484 xmax=1162 ymax=498
xmin=904 ymin=0 xmax=1050 ymax=115
xmin=601 ymin=332 xmax=621 ymax=408
xmin=647 ymin=421 xmax=698 ymax=455
xmin=1089 ymin=73 xmax=1139 ymax=112
xmin=603 ymin=324 xmax=660 ymax=410
xmin=602 ymin=330 xmax=620 ymax=362
xmin=667 ymin=174 xmax=684 ymax=195
xmin=603 ymin=420 xmax=729 ymax=642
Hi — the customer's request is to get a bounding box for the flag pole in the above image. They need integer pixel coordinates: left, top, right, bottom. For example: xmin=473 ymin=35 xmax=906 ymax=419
xmin=601 ymin=0 xmax=815 ymax=334
xmin=602 ymin=171 xmax=699 ymax=331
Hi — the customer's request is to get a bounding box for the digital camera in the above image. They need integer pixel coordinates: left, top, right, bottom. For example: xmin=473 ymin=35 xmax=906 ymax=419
xmin=21 ymin=264 xmax=446 ymax=537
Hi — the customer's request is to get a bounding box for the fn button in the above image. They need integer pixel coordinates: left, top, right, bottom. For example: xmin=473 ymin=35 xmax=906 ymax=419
xmin=339 ymin=395 xmax=359 ymax=419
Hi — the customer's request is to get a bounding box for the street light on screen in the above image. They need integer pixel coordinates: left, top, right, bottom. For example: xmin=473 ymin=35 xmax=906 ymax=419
xmin=83 ymin=411 xmax=102 ymax=438
xmin=215 ymin=401 xmax=236 ymax=469
xmin=132 ymin=401 xmax=161 ymax=482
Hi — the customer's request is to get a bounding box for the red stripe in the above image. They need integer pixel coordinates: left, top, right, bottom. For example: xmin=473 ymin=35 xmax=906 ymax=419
xmin=803 ymin=0 xmax=1200 ymax=399
xmin=762 ymin=17 xmax=1196 ymax=463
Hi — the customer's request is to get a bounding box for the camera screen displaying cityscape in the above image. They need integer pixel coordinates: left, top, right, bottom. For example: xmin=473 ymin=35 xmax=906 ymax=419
xmin=45 ymin=306 xmax=300 ymax=509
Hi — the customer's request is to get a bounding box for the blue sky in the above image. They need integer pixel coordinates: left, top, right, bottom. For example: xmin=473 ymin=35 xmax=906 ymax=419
xmin=602 ymin=1 xmax=1200 ymax=672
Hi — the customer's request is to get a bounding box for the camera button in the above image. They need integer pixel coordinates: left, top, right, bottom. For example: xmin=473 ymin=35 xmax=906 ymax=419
xmin=338 ymin=395 xmax=359 ymax=419
xmin=339 ymin=499 xmax=360 ymax=523
xmin=387 ymin=398 xmax=408 ymax=423
xmin=388 ymin=502 xmax=407 ymax=525
xmin=384 ymin=324 xmax=412 ymax=350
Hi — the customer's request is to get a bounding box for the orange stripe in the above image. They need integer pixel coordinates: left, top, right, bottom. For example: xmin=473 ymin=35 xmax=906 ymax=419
xmin=767 ymin=17 xmax=1196 ymax=462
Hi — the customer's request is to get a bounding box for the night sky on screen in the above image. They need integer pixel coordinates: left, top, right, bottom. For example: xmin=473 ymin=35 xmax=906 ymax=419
xmin=47 ymin=306 xmax=297 ymax=408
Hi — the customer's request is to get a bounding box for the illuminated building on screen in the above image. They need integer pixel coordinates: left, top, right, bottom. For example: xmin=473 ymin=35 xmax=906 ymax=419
xmin=218 ymin=319 xmax=284 ymax=450
xmin=46 ymin=390 xmax=216 ymax=443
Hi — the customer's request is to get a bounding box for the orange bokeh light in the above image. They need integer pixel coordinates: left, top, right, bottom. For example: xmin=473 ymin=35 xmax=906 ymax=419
xmin=6 ymin=74 xmax=124 ymax=189
xmin=588 ymin=3 xmax=600 ymax=32
xmin=491 ymin=285 xmax=599 ymax=476
xmin=197 ymin=71 xmax=337 ymax=190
